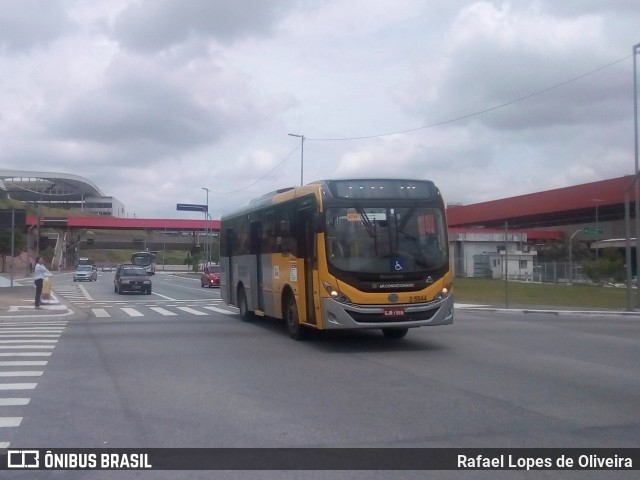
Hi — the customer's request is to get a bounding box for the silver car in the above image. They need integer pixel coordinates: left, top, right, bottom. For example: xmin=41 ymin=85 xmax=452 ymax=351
xmin=73 ymin=265 xmax=97 ymax=282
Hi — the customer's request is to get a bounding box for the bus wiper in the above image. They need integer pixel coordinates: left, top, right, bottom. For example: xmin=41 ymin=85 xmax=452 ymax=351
xmin=397 ymin=206 xmax=416 ymax=234
xmin=355 ymin=205 xmax=376 ymax=239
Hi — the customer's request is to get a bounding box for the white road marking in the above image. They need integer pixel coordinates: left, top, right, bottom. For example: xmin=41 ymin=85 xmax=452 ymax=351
xmin=176 ymin=307 xmax=208 ymax=316
xmin=0 ymin=361 xmax=48 ymax=367
xmin=0 ymin=353 xmax=52 ymax=357
xmin=0 ymin=383 xmax=37 ymax=390
xmin=0 ymin=398 xmax=30 ymax=406
xmin=0 ymin=371 xmax=43 ymax=377
xmin=203 ymin=306 xmax=237 ymax=315
xmin=0 ymin=417 xmax=22 ymax=427
xmin=0 ymin=346 xmax=55 ymax=349
xmin=121 ymin=308 xmax=144 ymax=317
xmin=0 ymin=340 xmax=58 ymax=344
xmin=151 ymin=292 xmax=177 ymax=300
xmin=92 ymin=308 xmax=111 ymax=318
xmin=149 ymin=307 xmax=178 ymax=316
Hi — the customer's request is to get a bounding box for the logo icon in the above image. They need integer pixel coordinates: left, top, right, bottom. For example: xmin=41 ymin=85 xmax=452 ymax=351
xmin=7 ymin=450 xmax=40 ymax=468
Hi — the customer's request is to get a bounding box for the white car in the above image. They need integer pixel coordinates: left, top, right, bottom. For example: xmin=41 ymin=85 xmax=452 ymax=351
xmin=73 ymin=265 xmax=97 ymax=282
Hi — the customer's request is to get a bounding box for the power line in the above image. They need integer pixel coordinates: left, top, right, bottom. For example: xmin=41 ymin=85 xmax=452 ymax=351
xmin=308 ymin=54 xmax=632 ymax=141
xmin=209 ymin=145 xmax=301 ymax=195
xmin=211 ymin=53 xmax=632 ymax=195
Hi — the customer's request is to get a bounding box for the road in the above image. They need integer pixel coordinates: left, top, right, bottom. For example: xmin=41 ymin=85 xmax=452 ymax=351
xmin=1 ymin=270 xmax=639 ymax=478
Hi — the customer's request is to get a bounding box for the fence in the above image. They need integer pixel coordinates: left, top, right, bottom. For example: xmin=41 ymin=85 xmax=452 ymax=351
xmin=533 ymin=261 xmax=590 ymax=284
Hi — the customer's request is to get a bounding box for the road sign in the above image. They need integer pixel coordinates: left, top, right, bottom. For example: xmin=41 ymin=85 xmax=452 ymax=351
xmin=583 ymin=227 xmax=604 ymax=235
xmin=176 ymin=203 xmax=208 ymax=212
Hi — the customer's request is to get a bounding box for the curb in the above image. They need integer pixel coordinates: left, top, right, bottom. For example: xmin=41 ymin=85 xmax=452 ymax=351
xmin=455 ymin=305 xmax=640 ymax=317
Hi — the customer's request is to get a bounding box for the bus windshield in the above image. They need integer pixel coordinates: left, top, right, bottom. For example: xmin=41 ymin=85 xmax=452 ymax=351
xmin=131 ymin=252 xmax=155 ymax=274
xmin=131 ymin=252 xmax=153 ymax=265
xmin=325 ymin=206 xmax=447 ymax=274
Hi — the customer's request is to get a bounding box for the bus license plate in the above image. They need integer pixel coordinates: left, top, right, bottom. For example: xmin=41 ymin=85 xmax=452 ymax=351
xmin=383 ymin=307 xmax=405 ymax=317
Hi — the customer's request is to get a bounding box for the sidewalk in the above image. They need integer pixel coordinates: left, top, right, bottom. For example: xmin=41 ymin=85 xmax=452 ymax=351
xmin=0 ymin=275 xmax=75 ymax=319
xmin=454 ymin=303 xmax=640 ymax=317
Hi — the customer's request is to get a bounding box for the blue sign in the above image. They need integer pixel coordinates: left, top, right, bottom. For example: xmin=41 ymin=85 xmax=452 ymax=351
xmin=176 ymin=203 xmax=208 ymax=212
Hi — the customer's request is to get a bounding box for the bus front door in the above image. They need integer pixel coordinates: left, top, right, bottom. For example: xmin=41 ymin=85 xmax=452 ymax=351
xmin=298 ymin=206 xmax=318 ymax=326
xmin=250 ymin=221 xmax=264 ymax=312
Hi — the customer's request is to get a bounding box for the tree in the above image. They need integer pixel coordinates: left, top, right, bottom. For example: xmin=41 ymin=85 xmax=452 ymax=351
xmin=537 ymin=239 xmax=591 ymax=262
xmin=581 ymin=249 xmax=625 ymax=283
xmin=0 ymin=228 xmax=26 ymax=273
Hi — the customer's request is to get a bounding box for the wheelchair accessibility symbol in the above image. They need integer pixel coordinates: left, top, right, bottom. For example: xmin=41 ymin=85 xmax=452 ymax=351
xmin=392 ymin=258 xmax=405 ymax=271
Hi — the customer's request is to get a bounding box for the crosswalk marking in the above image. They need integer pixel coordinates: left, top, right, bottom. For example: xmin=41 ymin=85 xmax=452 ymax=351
xmin=0 ymin=345 xmax=55 ymax=349
xmin=0 ymin=398 xmax=30 ymax=406
xmin=0 ymin=335 xmax=60 ymax=338
xmin=0 ymin=353 xmax=52 ymax=357
xmin=93 ymin=308 xmax=111 ymax=318
xmin=0 ymin=418 xmax=23 ymax=427
xmin=0 ymin=340 xmax=58 ymax=344
xmin=0 ymin=383 xmax=37 ymax=390
xmin=149 ymin=307 xmax=177 ymax=316
xmin=86 ymin=304 xmax=237 ymax=318
xmin=203 ymin=306 xmax=237 ymax=315
xmin=0 ymin=324 xmax=67 ymax=449
xmin=0 ymin=361 xmax=48 ymax=366
xmin=91 ymin=305 xmax=237 ymax=318
xmin=0 ymin=329 xmax=64 ymax=333
xmin=176 ymin=307 xmax=208 ymax=316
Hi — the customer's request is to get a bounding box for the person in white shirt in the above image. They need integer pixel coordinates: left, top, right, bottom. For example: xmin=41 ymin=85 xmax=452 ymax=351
xmin=33 ymin=256 xmax=52 ymax=308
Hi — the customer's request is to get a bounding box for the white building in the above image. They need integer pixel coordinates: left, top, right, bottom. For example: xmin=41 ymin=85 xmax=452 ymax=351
xmin=450 ymin=229 xmax=537 ymax=280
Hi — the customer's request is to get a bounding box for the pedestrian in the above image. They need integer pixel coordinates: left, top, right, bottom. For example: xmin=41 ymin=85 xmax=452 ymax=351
xmin=33 ymin=256 xmax=52 ymax=309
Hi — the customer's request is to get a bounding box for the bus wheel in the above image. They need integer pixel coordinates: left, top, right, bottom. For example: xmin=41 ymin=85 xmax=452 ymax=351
xmin=382 ymin=328 xmax=409 ymax=339
xmin=284 ymin=295 xmax=307 ymax=341
xmin=237 ymin=286 xmax=254 ymax=322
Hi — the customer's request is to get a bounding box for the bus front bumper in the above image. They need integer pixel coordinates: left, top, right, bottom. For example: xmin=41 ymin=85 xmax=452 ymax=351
xmin=320 ymin=294 xmax=454 ymax=330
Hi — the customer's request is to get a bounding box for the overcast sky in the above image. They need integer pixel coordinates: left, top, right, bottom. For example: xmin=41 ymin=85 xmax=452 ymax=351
xmin=1 ymin=0 xmax=639 ymax=219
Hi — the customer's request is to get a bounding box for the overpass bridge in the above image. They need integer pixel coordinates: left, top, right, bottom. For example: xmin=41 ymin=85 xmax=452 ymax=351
xmin=21 ymin=214 xmax=221 ymax=271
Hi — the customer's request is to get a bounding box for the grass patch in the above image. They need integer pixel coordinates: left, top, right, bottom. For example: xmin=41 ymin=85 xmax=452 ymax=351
xmin=453 ymin=277 xmax=633 ymax=310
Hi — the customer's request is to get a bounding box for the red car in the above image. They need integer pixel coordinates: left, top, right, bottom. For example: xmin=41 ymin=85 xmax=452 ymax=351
xmin=201 ymin=265 xmax=221 ymax=288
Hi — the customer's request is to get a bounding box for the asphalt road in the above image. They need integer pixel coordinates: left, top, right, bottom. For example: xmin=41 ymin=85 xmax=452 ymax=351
xmin=2 ymin=271 xmax=639 ymax=479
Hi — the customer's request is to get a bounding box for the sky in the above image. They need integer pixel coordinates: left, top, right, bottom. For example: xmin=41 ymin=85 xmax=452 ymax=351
xmin=0 ymin=0 xmax=639 ymax=220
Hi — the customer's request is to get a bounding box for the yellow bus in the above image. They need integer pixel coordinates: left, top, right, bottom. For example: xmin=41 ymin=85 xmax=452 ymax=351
xmin=220 ymin=179 xmax=453 ymax=340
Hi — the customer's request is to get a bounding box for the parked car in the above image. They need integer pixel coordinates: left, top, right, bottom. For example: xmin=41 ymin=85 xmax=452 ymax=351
xmin=73 ymin=264 xmax=97 ymax=282
xmin=114 ymin=264 xmax=152 ymax=295
xmin=201 ymin=265 xmax=221 ymax=288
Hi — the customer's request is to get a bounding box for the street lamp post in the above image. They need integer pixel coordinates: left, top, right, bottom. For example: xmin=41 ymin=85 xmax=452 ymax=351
xmin=634 ymin=42 xmax=640 ymax=307
xmin=568 ymin=229 xmax=582 ymax=284
xmin=592 ymin=198 xmax=603 ymax=260
xmin=288 ymin=133 xmax=305 ymax=186
xmin=201 ymin=187 xmax=210 ymax=265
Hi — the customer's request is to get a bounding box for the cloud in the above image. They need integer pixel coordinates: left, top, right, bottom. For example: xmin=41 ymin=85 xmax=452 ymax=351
xmin=0 ymin=0 xmax=75 ymax=52
xmin=1 ymin=0 xmax=639 ymax=219
xmin=110 ymin=0 xmax=295 ymax=53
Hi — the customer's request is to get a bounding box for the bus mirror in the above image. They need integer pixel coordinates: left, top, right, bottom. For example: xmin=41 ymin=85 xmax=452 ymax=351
xmin=312 ymin=212 xmax=325 ymax=233
xmin=279 ymin=220 xmax=290 ymax=235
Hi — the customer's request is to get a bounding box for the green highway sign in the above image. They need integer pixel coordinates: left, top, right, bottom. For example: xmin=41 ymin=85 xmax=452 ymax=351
xmin=583 ymin=227 xmax=604 ymax=235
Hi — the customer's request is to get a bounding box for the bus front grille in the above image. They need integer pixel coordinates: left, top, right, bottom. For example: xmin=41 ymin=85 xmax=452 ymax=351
xmin=346 ymin=308 xmax=438 ymax=324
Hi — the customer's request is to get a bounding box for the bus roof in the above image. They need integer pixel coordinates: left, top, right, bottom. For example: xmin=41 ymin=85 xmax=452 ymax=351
xmin=221 ymin=179 xmax=440 ymax=219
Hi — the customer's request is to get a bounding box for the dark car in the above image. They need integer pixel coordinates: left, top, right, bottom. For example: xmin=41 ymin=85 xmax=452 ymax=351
xmin=201 ymin=265 xmax=221 ymax=288
xmin=114 ymin=264 xmax=152 ymax=295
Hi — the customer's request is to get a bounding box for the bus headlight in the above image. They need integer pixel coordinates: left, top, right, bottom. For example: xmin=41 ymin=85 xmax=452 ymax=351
xmin=436 ymin=279 xmax=453 ymax=301
xmin=322 ymin=281 xmax=352 ymax=304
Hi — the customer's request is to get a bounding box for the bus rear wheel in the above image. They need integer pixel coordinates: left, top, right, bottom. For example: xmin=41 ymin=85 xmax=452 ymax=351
xmin=284 ymin=295 xmax=308 ymax=341
xmin=382 ymin=328 xmax=409 ymax=339
xmin=237 ymin=286 xmax=254 ymax=322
